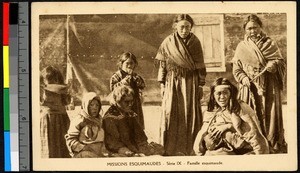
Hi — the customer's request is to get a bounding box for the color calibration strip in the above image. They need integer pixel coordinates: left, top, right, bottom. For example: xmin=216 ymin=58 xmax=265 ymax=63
xmin=3 ymin=2 xmax=11 ymax=171
xmin=9 ymin=2 xmax=20 ymax=171
xmin=3 ymin=2 xmax=20 ymax=171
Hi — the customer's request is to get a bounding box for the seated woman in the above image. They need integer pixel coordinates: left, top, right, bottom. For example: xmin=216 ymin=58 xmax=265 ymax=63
xmin=65 ymin=92 xmax=108 ymax=158
xmin=193 ymin=78 xmax=269 ymax=156
xmin=103 ymin=85 xmax=164 ymax=157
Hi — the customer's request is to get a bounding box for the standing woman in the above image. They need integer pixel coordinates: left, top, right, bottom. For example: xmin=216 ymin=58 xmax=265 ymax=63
xmin=40 ymin=66 xmax=71 ymax=158
xmin=155 ymin=14 xmax=206 ymax=156
xmin=110 ymin=52 xmax=146 ymax=129
xmin=232 ymin=14 xmax=287 ymax=153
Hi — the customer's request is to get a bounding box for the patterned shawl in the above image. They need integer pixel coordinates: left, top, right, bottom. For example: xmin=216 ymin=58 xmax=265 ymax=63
xmin=232 ymin=33 xmax=286 ymax=88
xmin=155 ymin=32 xmax=205 ymax=70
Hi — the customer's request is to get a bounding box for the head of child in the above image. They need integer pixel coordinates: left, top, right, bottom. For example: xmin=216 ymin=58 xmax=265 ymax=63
xmin=40 ymin=65 xmax=70 ymax=105
xmin=82 ymin=92 xmax=102 ymax=118
xmin=110 ymin=85 xmax=134 ymax=113
xmin=118 ymin=52 xmax=138 ymax=74
xmin=207 ymin=77 xmax=240 ymax=113
xmin=173 ymin=14 xmax=194 ymax=39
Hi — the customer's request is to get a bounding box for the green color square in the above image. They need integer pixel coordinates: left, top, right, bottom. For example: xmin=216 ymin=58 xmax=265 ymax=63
xmin=4 ymin=89 xmax=10 ymax=131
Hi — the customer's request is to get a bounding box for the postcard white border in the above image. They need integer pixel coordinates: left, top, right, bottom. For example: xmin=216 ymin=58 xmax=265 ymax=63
xmin=31 ymin=1 xmax=297 ymax=171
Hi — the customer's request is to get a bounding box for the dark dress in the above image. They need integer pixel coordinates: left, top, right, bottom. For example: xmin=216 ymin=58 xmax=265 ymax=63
xmin=103 ymin=105 xmax=163 ymax=156
xmin=40 ymin=103 xmax=70 ymax=158
xmin=155 ymin=32 xmax=206 ymax=156
xmin=232 ymin=33 xmax=287 ymax=153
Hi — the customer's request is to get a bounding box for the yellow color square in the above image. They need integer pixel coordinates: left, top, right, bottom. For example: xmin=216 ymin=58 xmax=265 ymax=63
xmin=3 ymin=46 xmax=9 ymax=88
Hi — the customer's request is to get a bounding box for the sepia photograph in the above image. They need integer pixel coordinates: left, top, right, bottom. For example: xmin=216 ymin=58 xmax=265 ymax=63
xmin=31 ymin=1 xmax=297 ymax=171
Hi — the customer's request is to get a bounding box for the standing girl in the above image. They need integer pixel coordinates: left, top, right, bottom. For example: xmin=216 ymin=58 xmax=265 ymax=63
xmin=110 ymin=52 xmax=146 ymax=129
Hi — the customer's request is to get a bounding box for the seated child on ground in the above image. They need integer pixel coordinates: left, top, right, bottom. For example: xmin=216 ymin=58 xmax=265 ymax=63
xmin=65 ymin=92 xmax=109 ymax=158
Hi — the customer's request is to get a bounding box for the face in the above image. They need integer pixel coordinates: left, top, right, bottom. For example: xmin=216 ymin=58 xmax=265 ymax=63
xmin=213 ymin=85 xmax=231 ymax=108
xmin=88 ymin=99 xmax=101 ymax=117
xmin=245 ymin=21 xmax=262 ymax=42
xmin=175 ymin=20 xmax=192 ymax=39
xmin=121 ymin=58 xmax=135 ymax=74
xmin=117 ymin=94 xmax=134 ymax=113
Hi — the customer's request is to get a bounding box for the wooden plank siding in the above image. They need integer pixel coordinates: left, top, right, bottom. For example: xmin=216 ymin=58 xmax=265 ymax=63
xmin=191 ymin=14 xmax=225 ymax=71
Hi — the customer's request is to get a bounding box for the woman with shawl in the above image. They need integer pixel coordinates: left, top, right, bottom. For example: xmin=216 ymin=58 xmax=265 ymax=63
xmin=155 ymin=14 xmax=206 ymax=156
xmin=193 ymin=78 xmax=269 ymax=156
xmin=232 ymin=14 xmax=287 ymax=153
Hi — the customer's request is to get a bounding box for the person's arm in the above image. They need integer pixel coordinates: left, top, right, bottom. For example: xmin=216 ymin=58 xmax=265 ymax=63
xmin=131 ymin=116 xmax=148 ymax=146
xmin=232 ymin=59 xmax=251 ymax=87
xmin=157 ymin=61 xmax=167 ymax=84
xmin=193 ymin=122 xmax=209 ymax=156
xmin=133 ymin=74 xmax=145 ymax=90
xmin=198 ymin=68 xmax=206 ymax=86
xmin=195 ymin=40 xmax=206 ymax=87
xmin=210 ymin=123 xmax=234 ymax=138
xmin=117 ymin=119 xmax=139 ymax=153
xmin=110 ymin=73 xmax=131 ymax=91
xmin=157 ymin=61 xmax=167 ymax=99
xmin=65 ymin=117 xmax=85 ymax=154
xmin=103 ymin=117 xmax=127 ymax=153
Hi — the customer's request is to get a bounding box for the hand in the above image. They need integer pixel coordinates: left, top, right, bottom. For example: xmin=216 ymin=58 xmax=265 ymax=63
xmin=127 ymin=69 xmax=133 ymax=75
xmin=265 ymin=61 xmax=277 ymax=73
xmin=135 ymin=76 xmax=141 ymax=85
xmin=242 ymin=77 xmax=251 ymax=87
xmin=210 ymin=124 xmax=229 ymax=138
xmin=134 ymin=75 xmax=145 ymax=88
xmin=121 ymin=75 xmax=132 ymax=85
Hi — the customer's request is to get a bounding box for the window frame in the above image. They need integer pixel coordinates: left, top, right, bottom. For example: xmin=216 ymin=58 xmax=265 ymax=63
xmin=190 ymin=14 xmax=226 ymax=72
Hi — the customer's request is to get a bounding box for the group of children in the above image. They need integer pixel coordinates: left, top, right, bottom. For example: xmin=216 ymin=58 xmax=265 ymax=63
xmin=40 ymin=52 xmax=163 ymax=158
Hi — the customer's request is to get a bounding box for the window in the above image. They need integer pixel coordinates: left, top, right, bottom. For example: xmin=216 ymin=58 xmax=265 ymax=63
xmin=190 ymin=14 xmax=225 ymax=72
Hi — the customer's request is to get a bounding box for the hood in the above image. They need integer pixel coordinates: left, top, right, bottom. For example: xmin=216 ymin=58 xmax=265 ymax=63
xmin=80 ymin=92 xmax=102 ymax=125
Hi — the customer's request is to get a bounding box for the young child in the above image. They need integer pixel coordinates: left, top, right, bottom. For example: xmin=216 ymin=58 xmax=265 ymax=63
xmin=103 ymin=85 xmax=164 ymax=157
xmin=65 ymin=92 xmax=108 ymax=158
xmin=110 ymin=52 xmax=146 ymax=129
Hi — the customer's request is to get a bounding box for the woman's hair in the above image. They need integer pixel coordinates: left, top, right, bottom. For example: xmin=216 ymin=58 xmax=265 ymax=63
xmin=243 ymin=14 xmax=263 ymax=29
xmin=173 ymin=14 xmax=194 ymax=28
xmin=110 ymin=85 xmax=134 ymax=105
xmin=117 ymin=52 xmax=138 ymax=70
xmin=40 ymin=65 xmax=70 ymax=105
xmin=207 ymin=77 xmax=241 ymax=113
